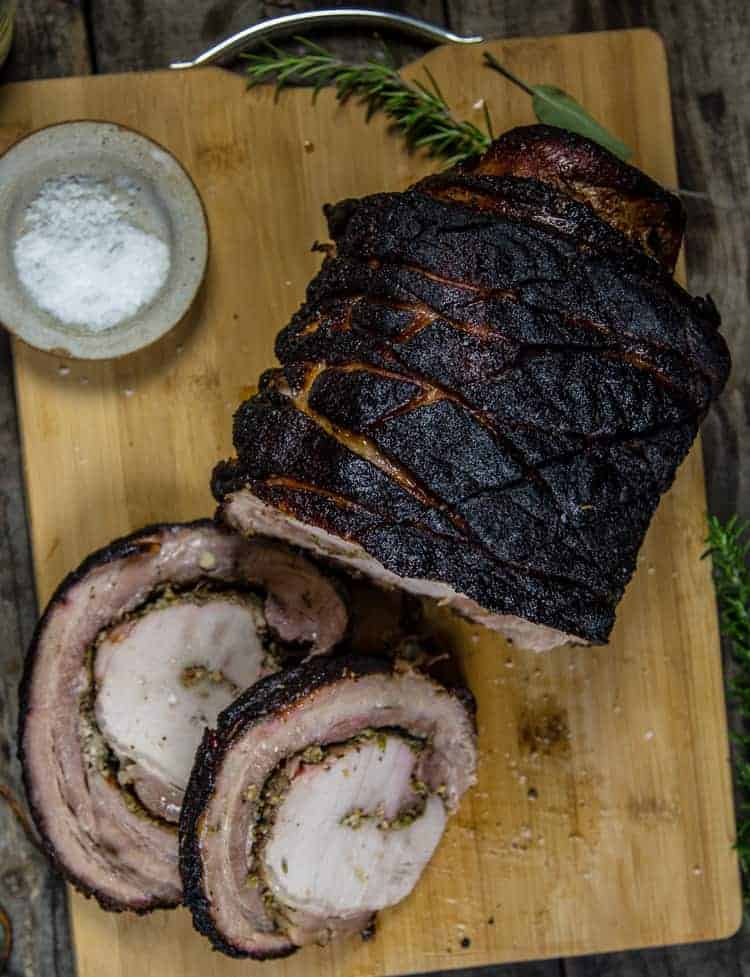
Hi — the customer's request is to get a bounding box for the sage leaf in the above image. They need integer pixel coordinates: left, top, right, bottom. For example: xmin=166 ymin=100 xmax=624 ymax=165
xmin=532 ymin=85 xmax=632 ymax=160
xmin=484 ymin=52 xmax=633 ymax=161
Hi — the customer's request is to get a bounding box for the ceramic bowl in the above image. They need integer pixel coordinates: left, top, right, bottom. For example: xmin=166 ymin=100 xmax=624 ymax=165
xmin=0 ymin=120 xmax=208 ymax=359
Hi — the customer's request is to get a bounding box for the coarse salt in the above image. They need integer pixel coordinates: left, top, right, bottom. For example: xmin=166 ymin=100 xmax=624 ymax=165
xmin=13 ymin=174 xmax=171 ymax=332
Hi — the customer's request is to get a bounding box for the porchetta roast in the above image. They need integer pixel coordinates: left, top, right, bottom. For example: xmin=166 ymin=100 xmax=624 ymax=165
xmin=19 ymin=521 xmax=347 ymax=911
xmin=180 ymin=655 xmax=476 ymax=957
xmin=213 ymin=125 xmax=730 ymax=650
xmin=17 ymin=123 xmax=730 ymax=960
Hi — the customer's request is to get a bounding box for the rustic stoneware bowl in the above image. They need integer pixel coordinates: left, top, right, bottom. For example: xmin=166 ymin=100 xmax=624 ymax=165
xmin=0 ymin=120 xmax=208 ymax=359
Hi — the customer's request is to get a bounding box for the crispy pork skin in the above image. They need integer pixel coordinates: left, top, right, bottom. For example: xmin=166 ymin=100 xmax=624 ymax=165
xmin=19 ymin=521 xmax=347 ymax=913
xmin=213 ymin=124 xmax=730 ymax=649
xmin=180 ymin=655 xmax=477 ymax=957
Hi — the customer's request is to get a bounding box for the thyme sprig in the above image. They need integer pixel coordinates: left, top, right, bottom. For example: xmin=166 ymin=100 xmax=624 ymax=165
xmin=245 ymin=37 xmax=492 ymax=166
xmin=705 ymin=515 xmax=750 ymax=895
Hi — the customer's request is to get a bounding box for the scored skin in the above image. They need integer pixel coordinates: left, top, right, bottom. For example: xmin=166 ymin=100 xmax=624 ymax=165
xmin=179 ymin=655 xmax=477 ymax=959
xmin=18 ymin=520 xmax=348 ymax=914
xmin=459 ymin=124 xmax=685 ymax=271
xmin=212 ymin=124 xmax=730 ymax=646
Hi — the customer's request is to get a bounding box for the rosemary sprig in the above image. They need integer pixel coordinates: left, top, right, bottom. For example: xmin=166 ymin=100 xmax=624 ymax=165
xmin=245 ymin=38 xmax=492 ymax=166
xmin=705 ymin=514 xmax=750 ymax=895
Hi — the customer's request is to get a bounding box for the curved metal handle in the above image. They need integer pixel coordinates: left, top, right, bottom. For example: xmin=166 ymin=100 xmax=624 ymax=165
xmin=170 ymin=8 xmax=483 ymax=70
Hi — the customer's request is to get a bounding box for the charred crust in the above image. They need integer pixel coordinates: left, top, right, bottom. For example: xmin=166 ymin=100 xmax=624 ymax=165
xmin=10 ymin=771 xmax=179 ymax=915
xmin=459 ymin=124 xmax=685 ymax=270
xmin=212 ymin=654 xmax=392 ymax=746
xmin=180 ymin=735 xmax=297 ymax=959
xmin=211 ymin=127 xmax=730 ymax=645
xmin=417 ymin=171 xmax=633 ymax=250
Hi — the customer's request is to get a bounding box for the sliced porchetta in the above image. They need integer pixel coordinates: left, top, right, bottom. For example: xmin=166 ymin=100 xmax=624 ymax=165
xmin=18 ymin=520 xmax=347 ymax=913
xmin=180 ymin=655 xmax=477 ymax=958
xmin=212 ymin=124 xmax=730 ymax=651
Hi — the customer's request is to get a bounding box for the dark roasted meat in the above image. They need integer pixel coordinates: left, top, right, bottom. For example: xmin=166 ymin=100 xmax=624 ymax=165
xmin=18 ymin=521 xmax=347 ymax=913
xmin=213 ymin=124 xmax=730 ymax=649
xmin=180 ymin=655 xmax=477 ymax=957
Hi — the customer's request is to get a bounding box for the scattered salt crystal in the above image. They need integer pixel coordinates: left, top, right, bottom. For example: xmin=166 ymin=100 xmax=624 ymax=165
xmin=692 ymin=865 xmax=703 ymax=876
xmin=122 ymin=387 xmax=135 ymax=398
xmin=57 ymin=364 xmax=70 ymax=377
xmin=167 ymin=693 xmax=177 ymax=706
xmin=473 ymin=98 xmax=485 ymax=110
xmin=14 ymin=175 xmax=171 ymax=332
xmin=644 ymin=729 xmax=655 ymax=741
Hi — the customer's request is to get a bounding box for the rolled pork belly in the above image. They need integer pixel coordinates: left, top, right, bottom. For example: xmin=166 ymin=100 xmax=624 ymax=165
xmin=18 ymin=520 xmax=347 ymax=912
xmin=180 ymin=655 xmax=477 ymax=957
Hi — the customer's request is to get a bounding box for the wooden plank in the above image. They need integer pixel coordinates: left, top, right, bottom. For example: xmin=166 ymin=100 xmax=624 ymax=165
xmin=3 ymin=0 xmax=90 ymax=81
xmin=0 ymin=27 xmax=741 ymax=977
xmin=87 ymin=0 xmax=447 ymax=73
xmin=0 ymin=6 xmax=89 ymax=977
xmin=563 ymin=933 xmax=749 ymax=977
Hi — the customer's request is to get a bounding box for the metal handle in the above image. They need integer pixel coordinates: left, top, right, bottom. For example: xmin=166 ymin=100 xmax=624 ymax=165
xmin=170 ymin=8 xmax=483 ymax=70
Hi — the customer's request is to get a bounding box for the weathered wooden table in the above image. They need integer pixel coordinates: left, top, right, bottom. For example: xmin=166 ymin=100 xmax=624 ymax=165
xmin=1 ymin=2 xmax=748 ymax=976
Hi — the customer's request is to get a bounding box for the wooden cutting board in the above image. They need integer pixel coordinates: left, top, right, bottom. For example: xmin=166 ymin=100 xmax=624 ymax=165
xmin=0 ymin=28 xmax=740 ymax=975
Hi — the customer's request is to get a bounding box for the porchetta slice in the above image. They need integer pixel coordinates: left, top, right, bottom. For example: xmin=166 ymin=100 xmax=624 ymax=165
xmin=212 ymin=124 xmax=730 ymax=651
xmin=180 ymin=655 xmax=477 ymax=957
xmin=18 ymin=521 xmax=347 ymax=913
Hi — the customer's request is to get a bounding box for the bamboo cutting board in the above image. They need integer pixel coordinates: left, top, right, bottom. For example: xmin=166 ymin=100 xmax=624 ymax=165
xmin=0 ymin=28 xmax=741 ymax=974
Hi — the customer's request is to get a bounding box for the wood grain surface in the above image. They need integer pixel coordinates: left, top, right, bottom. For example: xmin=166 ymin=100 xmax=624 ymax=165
xmin=0 ymin=29 xmax=740 ymax=976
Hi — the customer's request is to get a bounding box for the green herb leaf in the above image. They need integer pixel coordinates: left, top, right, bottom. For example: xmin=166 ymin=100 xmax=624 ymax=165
xmin=705 ymin=514 xmax=750 ymax=905
xmin=483 ymin=52 xmax=632 ymax=161
xmin=245 ymin=38 xmax=492 ymax=166
xmin=531 ymin=85 xmax=633 ymax=161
